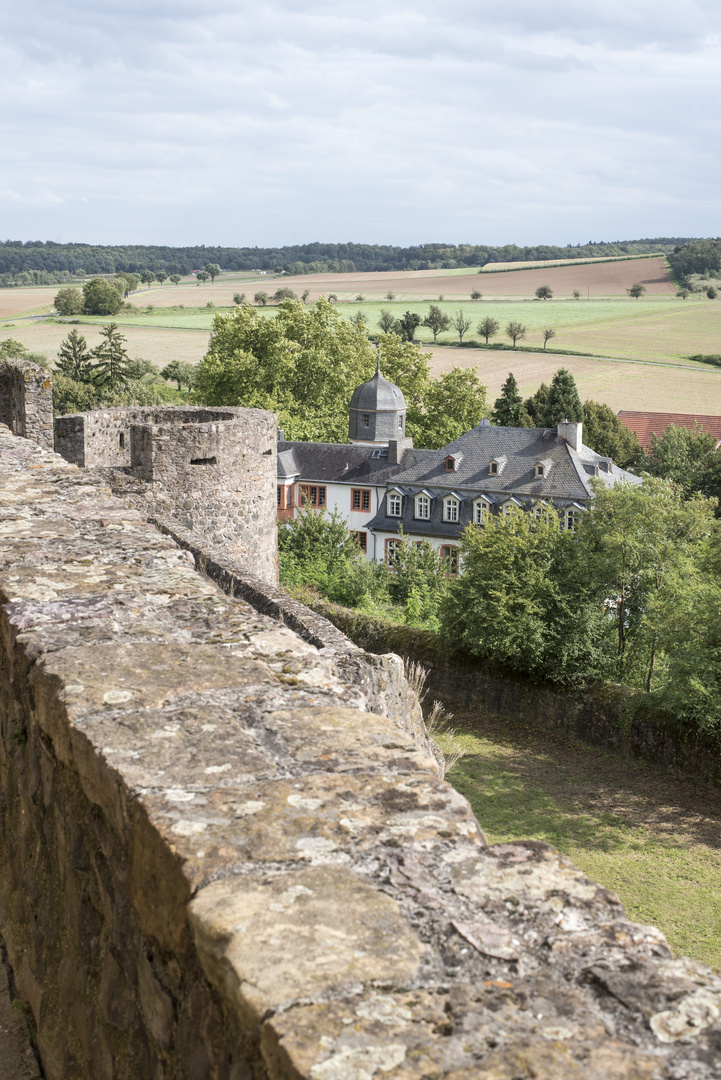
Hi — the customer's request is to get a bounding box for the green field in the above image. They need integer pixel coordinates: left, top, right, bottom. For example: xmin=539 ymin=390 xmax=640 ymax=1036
xmin=438 ymin=710 xmax=721 ymax=969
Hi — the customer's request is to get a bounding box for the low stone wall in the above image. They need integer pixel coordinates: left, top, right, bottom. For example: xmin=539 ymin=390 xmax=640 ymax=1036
xmin=301 ymin=600 xmax=721 ymax=789
xmin=0 ymin=358 xmax=53 ymax=450
xmin=2 ymin=424 xmax=721 ymax=1078
xmin=145 ymin=515 xmax=441 ymax=772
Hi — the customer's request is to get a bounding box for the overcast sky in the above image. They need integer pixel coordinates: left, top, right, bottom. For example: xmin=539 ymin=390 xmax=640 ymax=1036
xmin=2 ymin=0 xmax=720 ymax=248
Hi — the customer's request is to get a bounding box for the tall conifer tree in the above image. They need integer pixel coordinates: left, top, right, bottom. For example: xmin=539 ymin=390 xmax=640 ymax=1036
xmin=493 ymin=372 xmax=526 ymax=426
xmin=541 ymin=368 xmax=584 ymax=426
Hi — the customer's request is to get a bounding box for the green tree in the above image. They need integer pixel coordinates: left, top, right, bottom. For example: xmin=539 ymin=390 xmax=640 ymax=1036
xmin=576 ymin=478 xmax=716 ymax=690
xmin=523 ymin=383 xmax=549 ymax=426
xmin=90 ymin=323 xmax=132 ymax=389
xmin=572 ymin=289 xmax=581 ymax=299
xmin=115 ymin=272 xmax=140 ymax=297
xmin=627 ymin=282 xmax=646 ymax=299
xmin=52 ymin=373 xmax=98 ymax=415
xmin=505 ymin=320 xmax=527 ymax=346
xmin=141 ymin=270 xmax=156 ymax=286
xmin=54 ymin=287 xmax=84 ymax=315
xmin=541 ymin=368 xmax=583 ymax=425
xmin=378 ymin=309 xmax=399 ymax=334
xmin=169 ymin=274 xmax=182 ymax=285
xmin=302 ymin=289 xmax=311 ymax=304
xmin=707 ymin=286 xmax=718 ymax=299
xmin=82 ymin=278 xmax=123 ymax=316
xmin=418 ymin=366 xmax=488 ymax=449
xmin=196 ymin=271 xmax=209 ymax=283
xmin=156 ymin=271 xmax=168 ymax=285
xmin=384 ymin=533 xmax=447 ymax=629
xmin=56 ymin=330 xmax=93 ymax=381
xmin=204 ymin=262 xmax=221 ymax=283
xmin=233 ymin=293 xmax=246 ymax=306
xmin=160 ymin=360 xmax=198 ymax=392
xmin=423 ymin=304 xmax=451 ymax=341
xmin=493 ymin=372 xmax=527 ymax=426
xmin=273 ymin=287 xmax=297 ymax=302
xmin=535 ymin=284 xmax=553 ymax=299
xmin=440 ymin=509 xmax=610 ymax=686
xmin=542 ymin=328 xmax=556 ymax=349
xmin=646 ymin=423 xmax=718 ymax=499
xmin=581 ymin=400 xmax=645 ymax=470
xmin=477 ymin=316 xmax=499 ymax=344
xmin=386 ymin=291 xmax=395 ymax=300
xmin=398 ymin=311 xmax=421 ymax=342
xmin=470 ymin=289 xmax=482 ymax=300
xmin=0 ymin=339 xmax=49 ymax=367
xmin=254 ymin=291 xmax=269 ymax=306
xmin=452 ymin=310 xmax=472 ymax=343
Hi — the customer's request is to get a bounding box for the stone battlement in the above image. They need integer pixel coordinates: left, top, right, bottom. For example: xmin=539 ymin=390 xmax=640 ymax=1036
xmin=1 ymin=425 xmax=721 ymax=1076
xmin=0 ymin=356 xmax=54 ymax=450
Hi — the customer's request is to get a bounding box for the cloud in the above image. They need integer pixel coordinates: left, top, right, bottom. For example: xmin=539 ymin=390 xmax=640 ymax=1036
xmin=1 ymin=0 xmax=719 ymax=244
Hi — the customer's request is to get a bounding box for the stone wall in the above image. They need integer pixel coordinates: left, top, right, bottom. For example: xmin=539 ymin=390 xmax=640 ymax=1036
xmin=56 ymin=405 xmax=278 ymax=586
xmin=2 ymin=425 xmax=721 ymax=1079
xmin=0 ymin=358 xmax=53 ymax=450
xmin=299 ymin=600 xmax=721 ymax=789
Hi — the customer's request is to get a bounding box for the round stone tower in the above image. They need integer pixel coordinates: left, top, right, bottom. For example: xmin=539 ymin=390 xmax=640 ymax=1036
xmin=348 ymin=358 xmax=407 ymax=445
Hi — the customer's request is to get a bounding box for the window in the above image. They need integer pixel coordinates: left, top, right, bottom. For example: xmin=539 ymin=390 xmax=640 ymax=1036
xmin=502 ymin=501 xmax=521 ymax=519
xmin=387 ymin=493 xmax=402 ymax=516
xmin=533 ymin=500 xmax=550 ymax=519
xmin=443 ymin=496 xmax=459 ymax=523
xmin=398 ymin=415 xmax=404 ymax=430
xmin=277 ymin=486 xmax=282 ymax=507
xmin=440 ymin=545 xmax=459 ymax=575
xmin=362 ymin=413 xmax=370 ymax=428
xmin=473 ymin=498 xmax=489 ymax=524
xmin=489 ymin=461 xmax=499 ymax=475
xmin=299 ymin=484 xmax=326 ymax=508
xmin=351 ymin=488 xmax=371 ymax=512
xmin=385 ymin=538 xmax=402 ymax=564
xmin=445 ymin=457 xmax=456 ymax=472
xmin=354 ymin=530 xmax=367 ymax=552
xmin=535 ymin=464 xmax=545 ymax=478
xmin=415 ymin=494 xmax=431 ymax=520
xmin=119 ymin=432 xmax=125 ymax=449
xmin=564 ymin=508 xmax=579 ymax=532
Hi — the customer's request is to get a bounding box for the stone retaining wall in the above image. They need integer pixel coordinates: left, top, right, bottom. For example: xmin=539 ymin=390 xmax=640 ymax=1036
xmin=0 ymin=358 xmax=53 ymax=450
xmin=2 ymin=425 xmax=721 ymax=1079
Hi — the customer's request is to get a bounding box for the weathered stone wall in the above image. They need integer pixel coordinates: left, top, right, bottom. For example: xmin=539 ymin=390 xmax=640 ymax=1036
xmin=2 ymin=425 xmax=721 ymax=1079
xmin=299 ymin=599 xmax=721 ymax=789
xmin=56 ymin=405 xmax=279 ymax=586
xmin=0 ymin=359 xmax=53 ymax=450
xmin=145 ymin=514 xmax=441 ymax=772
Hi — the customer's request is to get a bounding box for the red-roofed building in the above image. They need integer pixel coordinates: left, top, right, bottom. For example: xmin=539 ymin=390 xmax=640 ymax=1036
xmin=618 ymin=411 xmax=721 ymax=450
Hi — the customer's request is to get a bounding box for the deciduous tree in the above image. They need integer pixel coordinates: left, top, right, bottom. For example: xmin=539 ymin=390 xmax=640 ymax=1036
xmin=581 ymin=400 xmax=644 ymax=470
xmin=378 ymin=310 xmax=399 ymax=334
xmin=204 ymin=263 xmax=221 ymax=283
xmin=254 ymin=291 xmax=269 ymax=306
xmin=82 ymin=278 xmax=123 ymax=316
xmin=535 ymin=285 xmax=553 ymax=299
xmin=542 ymin=328 xmax=556 ymax=349
xmin=418 ymin=366 xmax=488 ymax=449
xmin=452 ymin=310 xmax=472 ymax=343
xmin=398 ymin=311 xmax=421 ymax=342
xmin=477 ymin=316 xmax=499 ymax=344
xmin=505 ymin=321 xmax=527 ymax=347
xmin=627 ymin=282 xmax=646 ymax=299
xmin=423 ymin=304 xmax=451 ymax=341
xmin=54 ymin=287 xmax=84 ymax=316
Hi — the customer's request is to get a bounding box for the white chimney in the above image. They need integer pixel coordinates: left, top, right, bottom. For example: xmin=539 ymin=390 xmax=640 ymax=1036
xmin=557 ymin=418 xmax=582 ymax=452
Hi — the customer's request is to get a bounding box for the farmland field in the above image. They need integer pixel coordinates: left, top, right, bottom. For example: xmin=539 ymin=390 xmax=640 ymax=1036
xmin=2 ymin=260 xmax=720 ymax=416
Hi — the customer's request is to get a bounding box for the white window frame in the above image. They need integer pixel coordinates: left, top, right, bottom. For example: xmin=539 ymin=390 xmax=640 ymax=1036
xmin=535 ymin=464 xmax=545 ymax=478
xmin=502 ymin=500 xmax=521 ymax=518
xmin=473 ymin=498 xmax=490 ymax=524
xmin=387 ymin=493 xmax=402 ymax=517
xmin=415 ymin=494 xmax=431 ymax=520
xmin=564 ymin=507 xmax=579 ymax=532
xmin=443 ymin=496 xmax=460 ymax=523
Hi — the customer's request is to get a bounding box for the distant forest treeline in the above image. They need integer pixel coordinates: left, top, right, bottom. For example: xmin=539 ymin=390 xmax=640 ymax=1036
xmin=0 ymin=237 xmax=697 ymax=279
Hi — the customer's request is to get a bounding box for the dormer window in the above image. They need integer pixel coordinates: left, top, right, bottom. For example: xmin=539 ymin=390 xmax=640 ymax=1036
xmin=445 ymin=457 xmax=455 ymax=472
xmin=489 ymin=461 xmax=499 ymax=475
xmin=534 ymin=458 xmax=553 ymax=479
xmin=415 ymin=494 xmax=431 ymax=520
xmin=362 ymin=413 xmax=370 ymax=428
xmin=535 ymin=464 xmax=544 ymax=478
xmin=502 ymin=499 xmax=521 ymax=518
xmin=489 ymin=455 xmax=507 ymax=476
xmin=473 ymin=498 xmax=490 ymax=524
xmin=398 ymin=415 xmax=404 ymax=431
xmin=443 ymin=496 xmax=460 ymax=523
xmin=387 ymin=492 xmax=402 ymax=516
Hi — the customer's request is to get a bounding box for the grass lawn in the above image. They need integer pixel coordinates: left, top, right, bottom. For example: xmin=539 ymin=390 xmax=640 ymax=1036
xmin=439 ymin=709 xmax=721 ymax=969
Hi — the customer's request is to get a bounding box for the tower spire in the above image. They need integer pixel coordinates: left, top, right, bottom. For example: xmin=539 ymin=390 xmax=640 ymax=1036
xmin=376 ymin=343 xmax=381 ymax=375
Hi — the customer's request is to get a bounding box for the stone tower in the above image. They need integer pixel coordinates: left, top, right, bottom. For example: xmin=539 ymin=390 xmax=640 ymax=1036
xmin=348 ymin=357 xmax=407 ymax=445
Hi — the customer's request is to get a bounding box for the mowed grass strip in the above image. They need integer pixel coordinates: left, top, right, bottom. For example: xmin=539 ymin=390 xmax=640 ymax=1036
xmin=438 ymin=711 xmax=721 ymax=968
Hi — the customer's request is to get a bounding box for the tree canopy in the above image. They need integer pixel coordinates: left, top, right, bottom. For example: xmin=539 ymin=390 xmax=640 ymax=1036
xmin=541 ymin=367 xmax=583 ymax=425
xmin=83 ymin=277 xmax=123 ymax=315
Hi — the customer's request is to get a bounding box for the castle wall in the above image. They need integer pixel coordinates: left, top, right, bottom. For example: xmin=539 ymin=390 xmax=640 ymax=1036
xmin=55 ymin=405 xmax=278 ymax=586
xmin=1 ymin=425 xmax=721 ymax=1079
xmin=0 ymin=358 xmax=53 ymax=450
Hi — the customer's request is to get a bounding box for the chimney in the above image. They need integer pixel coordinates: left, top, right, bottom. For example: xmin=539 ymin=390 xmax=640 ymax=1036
xmin=557 ymin=418 xmax=582 ymax=452
xmin=388 ymin=436 xmax=413 ymax=464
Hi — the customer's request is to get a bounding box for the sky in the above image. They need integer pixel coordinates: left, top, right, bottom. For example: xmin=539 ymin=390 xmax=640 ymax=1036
xmin=2 ymin=0 xmax=720 ymax=248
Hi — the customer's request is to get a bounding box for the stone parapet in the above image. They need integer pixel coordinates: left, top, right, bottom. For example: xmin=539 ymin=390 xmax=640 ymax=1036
xmin=0 ymin=358 xmax=53 ymax=450
xmin=1 ymin=423 xmax=720 ymax=1079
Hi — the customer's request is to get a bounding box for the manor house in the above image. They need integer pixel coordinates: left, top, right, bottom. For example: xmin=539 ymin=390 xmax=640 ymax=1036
xmin=277 ymin=364 xmax=641 ymax=566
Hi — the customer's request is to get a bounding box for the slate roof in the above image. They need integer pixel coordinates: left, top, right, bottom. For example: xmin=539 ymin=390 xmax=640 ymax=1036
xmin=365 ymin=422 xmax=641 ymax=539
xmin=618 ymin=410 xmax=721 ymax=449
xmin=349 ymin=367 xmax=407 ymax=413
xmin=277 ymin=440 xmax=435 ymax=486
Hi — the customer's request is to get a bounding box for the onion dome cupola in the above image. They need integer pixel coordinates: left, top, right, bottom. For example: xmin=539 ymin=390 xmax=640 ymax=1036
xmin=348 ymin=355 xmax=407 ymax=445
